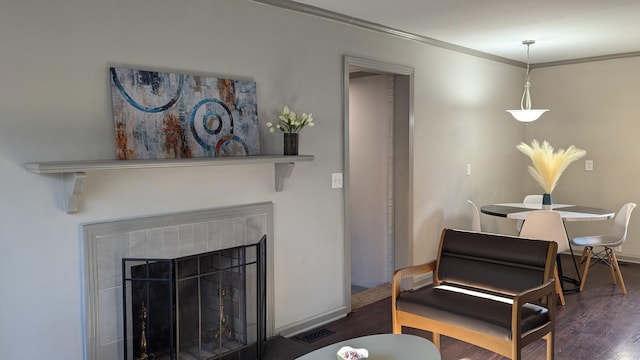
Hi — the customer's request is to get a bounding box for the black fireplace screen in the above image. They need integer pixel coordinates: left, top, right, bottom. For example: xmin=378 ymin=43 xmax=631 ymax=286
xmin=123 ymin=235 xmax=266 ymax=360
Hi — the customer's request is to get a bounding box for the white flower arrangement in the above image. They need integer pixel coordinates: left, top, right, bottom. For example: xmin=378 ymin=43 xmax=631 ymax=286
xmin=266 ymin=106 xmax=314 ymax=133
xmin=516 ymin=139 xmax=586 ymax=194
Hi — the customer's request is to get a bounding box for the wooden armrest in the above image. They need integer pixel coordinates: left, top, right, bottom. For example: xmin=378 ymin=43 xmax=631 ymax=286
xmin=511 ymin=278 xmax=556 ymax=335
xmin=511 ymin=279 xmax=556 ymax=334
xmin=513 ymin=278 xmax=556 ymax=307
xmin=392 ymin=260 xmax=436 ymax=299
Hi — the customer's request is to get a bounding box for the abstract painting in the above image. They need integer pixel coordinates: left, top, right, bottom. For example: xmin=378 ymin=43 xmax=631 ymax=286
xmin=110 ymin=67 xmax=260 ymax=159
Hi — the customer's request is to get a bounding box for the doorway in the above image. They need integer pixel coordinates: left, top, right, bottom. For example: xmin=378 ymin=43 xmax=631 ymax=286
xmin=343 ymin=56 xmax=414 ymax=310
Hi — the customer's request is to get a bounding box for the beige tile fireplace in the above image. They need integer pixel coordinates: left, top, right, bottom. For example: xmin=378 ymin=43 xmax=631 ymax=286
xmin=82 ymin=202 xmax=274 ymax=360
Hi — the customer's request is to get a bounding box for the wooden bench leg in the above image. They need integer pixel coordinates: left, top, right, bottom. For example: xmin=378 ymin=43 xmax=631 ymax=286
xmin=392 ymin=321 xmax=401 ymax=334
xmin=545 ymin=332 xmax=554 ymax=360
xmin=512 ymin=348 xmax=521 ymax=360
xmin=432 ymin=333 xmax=441 ymax=349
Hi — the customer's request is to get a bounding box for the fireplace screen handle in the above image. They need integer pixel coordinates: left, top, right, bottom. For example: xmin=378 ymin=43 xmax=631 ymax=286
xmin=215 ymin=287 xmax=235 ymax=340
xmin=137 ymin=302 xmax=150 ymax=360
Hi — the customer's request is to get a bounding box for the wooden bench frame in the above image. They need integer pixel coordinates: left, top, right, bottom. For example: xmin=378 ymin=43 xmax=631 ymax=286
xmin=392 ymin=229 xmax=557 ymax=360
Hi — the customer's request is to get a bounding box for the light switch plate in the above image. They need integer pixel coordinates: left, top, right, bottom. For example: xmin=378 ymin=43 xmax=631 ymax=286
xmin=585 ymin=160 xmax=593 ymax=171
xmin=332 ymin=173 xmax=343 ymax=188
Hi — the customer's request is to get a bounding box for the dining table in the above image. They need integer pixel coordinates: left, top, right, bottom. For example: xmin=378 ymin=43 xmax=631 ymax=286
xmin=480 ymin=202 xmax=615 ymax=291
xmin=480 ymin=203 xmax=615 ymax=221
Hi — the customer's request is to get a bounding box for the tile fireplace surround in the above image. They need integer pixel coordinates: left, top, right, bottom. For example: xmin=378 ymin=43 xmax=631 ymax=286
xmin=82 ymin=202 xmax=274 ymax=360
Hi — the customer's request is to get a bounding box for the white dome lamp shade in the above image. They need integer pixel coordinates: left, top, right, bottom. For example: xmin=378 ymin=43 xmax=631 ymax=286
xmin=506 ymin=40 xmax=549 ymax=123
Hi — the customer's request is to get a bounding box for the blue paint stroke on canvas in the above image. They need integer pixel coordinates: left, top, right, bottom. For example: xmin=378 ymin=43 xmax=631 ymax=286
xmin=110 ymin=67 xmax=260 ymax=159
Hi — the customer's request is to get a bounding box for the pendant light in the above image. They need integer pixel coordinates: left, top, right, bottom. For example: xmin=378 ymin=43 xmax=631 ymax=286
xmin=506 ymin=40 xmax=548 ymax=122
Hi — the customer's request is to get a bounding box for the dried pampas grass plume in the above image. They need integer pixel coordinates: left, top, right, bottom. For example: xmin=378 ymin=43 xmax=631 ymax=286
xmin=517 ymin=140 xmax=586 ymax=194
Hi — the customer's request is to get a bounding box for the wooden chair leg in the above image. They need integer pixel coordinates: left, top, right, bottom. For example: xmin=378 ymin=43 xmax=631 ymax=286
xmin=575 ymin=247 xmax=588 ymax=280
xmin=553 ymin=265 xmax=566 ymax=305
xmin=606 ymin=248 xmax=617 ymax=284
xmin=609 ymin=249 xmax=627 ymax=294
xmin=579 ymin=247 xmax=593 ymax=292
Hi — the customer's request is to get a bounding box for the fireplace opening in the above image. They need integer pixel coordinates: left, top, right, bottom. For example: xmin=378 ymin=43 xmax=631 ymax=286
xmin=122 ymin=235 xmax=266 ymax=360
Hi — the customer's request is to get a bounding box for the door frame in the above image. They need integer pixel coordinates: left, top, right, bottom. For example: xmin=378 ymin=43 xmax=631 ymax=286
xmin=343 ymin=55 xmax=415 ymax=310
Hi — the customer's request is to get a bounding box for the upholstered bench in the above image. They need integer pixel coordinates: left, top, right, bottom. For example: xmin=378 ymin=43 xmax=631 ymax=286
xmin=392 ymin=229 xmax=557 ymax=360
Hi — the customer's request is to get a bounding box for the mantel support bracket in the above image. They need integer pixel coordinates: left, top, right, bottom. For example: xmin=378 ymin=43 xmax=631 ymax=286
xmin=58 ymin=165 xmax=294 ymax=212
xmin=25 ymin=155 xmax=313 ymax=213
xmin=62 ymin=172 xmax=86 ymax=213
xmin=274 ymin=162 xmax=295 ymax=192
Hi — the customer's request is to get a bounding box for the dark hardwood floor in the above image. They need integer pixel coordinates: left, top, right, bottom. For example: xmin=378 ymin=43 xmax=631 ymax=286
xmin=264 ymin=255 xmax=640 ymax=359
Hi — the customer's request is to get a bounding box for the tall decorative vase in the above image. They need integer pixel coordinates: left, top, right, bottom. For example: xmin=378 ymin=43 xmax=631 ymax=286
xmin=542 ymin=193 xmax=552 ymax=210
xmin=283 ymin=133 xmax=299 ymax=156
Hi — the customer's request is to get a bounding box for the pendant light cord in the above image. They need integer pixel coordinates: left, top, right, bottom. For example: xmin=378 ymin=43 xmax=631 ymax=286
xmin=520 ymin=42 xmax=532 ymax=111
xmin=506 ymin=39 xmax=548 ymax=122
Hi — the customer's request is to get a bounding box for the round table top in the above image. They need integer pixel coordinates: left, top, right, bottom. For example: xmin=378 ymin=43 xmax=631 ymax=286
xmin=295 ymin=333 xmax=441 ymax=359
xmin=481 ymin=203 xmax=614 ymax=222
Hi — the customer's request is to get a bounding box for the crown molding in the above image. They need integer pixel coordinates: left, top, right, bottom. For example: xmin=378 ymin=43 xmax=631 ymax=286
xmin=253 ymin=0 xmax=640 ymax=69
xmin=252 ymin=0 xmax=525 ymax=68
xmin=531 ymin=51 xmax=640 ymax=69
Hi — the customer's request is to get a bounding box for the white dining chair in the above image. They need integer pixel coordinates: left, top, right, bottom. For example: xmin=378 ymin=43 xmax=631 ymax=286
xmin=523 ymin=194 xmax=543 ymax=204
xmin=519 ymin=210 xmax=568 ymax=305
xmin=570 ymin=202 xmax=636 ymax=294
xmin=467 ymin=200 xmax=482 ymax=232
xmin=516 ymin=194 xmax=543 ymax=233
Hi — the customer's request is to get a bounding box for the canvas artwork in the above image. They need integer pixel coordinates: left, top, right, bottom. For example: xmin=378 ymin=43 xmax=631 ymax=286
xmin=110 ymin=67 xmax=260 ymax=159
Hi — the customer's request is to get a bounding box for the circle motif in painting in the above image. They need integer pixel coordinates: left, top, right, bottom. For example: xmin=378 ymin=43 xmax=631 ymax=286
xmin=110 ymin=68 xmax=184 ymax=113
xmin=190 ymin=98 xmax=234 ymax=151
xmin=215 ymin=134 xmax=249 ymax=156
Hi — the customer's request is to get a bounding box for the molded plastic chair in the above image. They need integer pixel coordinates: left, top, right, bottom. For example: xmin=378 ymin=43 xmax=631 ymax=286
xmin=467 ymin=200 xmax=482 ymax=232
xmin=519 ymin=210 xmax=569 ymax=305
xmin=523 ymin=194 xmax=544 ymax=204
xmin=516 ymin=195 xmax=544 ymax=233
xmin=571 ymin=203 xmax=636 ymax=294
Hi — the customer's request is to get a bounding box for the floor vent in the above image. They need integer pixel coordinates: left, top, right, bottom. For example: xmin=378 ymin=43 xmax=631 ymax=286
xmin=295 ymin=328 xmax=335 ymax=343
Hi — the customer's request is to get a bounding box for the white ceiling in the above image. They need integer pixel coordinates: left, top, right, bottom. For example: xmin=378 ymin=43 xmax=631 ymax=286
xmin=284 ymin=0 xmax=640 ymax=65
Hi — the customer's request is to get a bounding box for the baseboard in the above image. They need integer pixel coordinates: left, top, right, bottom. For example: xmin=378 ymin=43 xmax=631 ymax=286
xmin=616 ymin=254 xmax=640 ymax=264
xmin=407 ymin=272 xmax=433 ymax=290
xmin=566 ymin=247 xmax=640 ymax=264
xmin=275 ymin=306 xmax=349 ymax=338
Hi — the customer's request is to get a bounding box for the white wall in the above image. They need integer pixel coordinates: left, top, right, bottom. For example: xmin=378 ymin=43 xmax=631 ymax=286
xmin=349 ymin=74 xmax=392 ymax=288
xmin=0 ymin=0 xmax=526 ymax=358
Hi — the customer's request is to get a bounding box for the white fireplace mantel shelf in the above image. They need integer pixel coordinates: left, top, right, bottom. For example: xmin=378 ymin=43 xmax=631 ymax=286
xmin=24 ymin=155 xmax=314 ymax=213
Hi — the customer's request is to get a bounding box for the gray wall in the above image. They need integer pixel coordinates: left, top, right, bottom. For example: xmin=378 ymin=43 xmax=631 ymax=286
xmin=0 ymin=0 xmax=580 ymax=358
xmin=524 ymin=58 xmax=640 ymax=254
xmin=349 ymin=74 xmax=392 ymax=288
